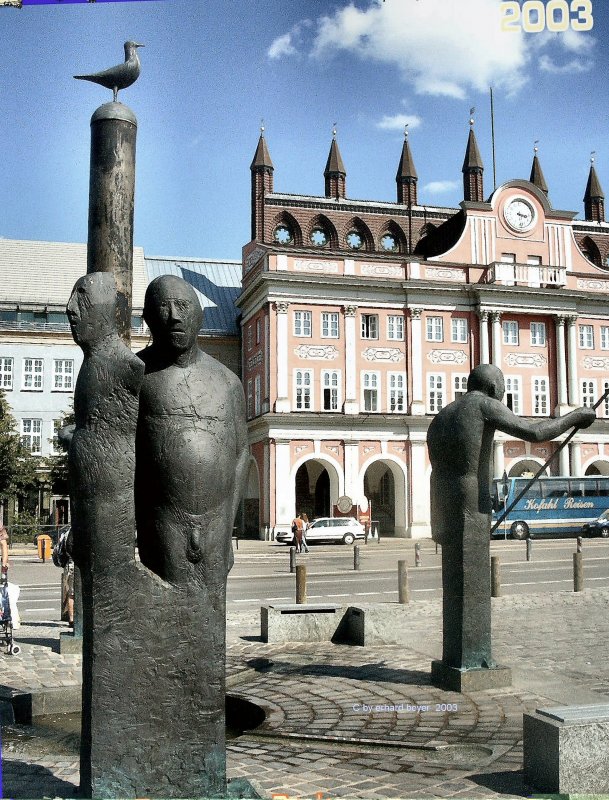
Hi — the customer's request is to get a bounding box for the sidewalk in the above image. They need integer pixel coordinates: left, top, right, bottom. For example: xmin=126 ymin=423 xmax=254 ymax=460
xmin=3 ymin=587 xmax=609 ymax=798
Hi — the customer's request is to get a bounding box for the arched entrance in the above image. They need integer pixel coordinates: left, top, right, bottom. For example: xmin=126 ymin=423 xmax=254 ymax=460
xmin=361 ymin=458 xmax=407 ymax=537
xmin=508 ymin=459 xmax=547 ymax=478
xmin=242 ymin=460 xmax=261 ymax=538
xmin=295 ymin=461 xmax=332 ymax=520
xmin=585 ymin=460 xmax=609 ymax=476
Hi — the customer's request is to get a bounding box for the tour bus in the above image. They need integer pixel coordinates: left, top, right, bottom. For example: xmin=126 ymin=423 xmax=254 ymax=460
xmin=491 ymin=476 xmax=609 ymax=539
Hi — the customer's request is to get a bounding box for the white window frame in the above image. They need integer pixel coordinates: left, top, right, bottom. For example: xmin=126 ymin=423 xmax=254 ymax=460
xmin=294 ymin=311 xmax=312 ymax=338
xmin=579 ymin=324 xmax=594 ymax=349
xmin=387 ymin=315 xmax=404 ymax=341
xmin=426 ymin=316 xmax=444 ymax=343
xmin=53 ymin=359 xmax=74 ymax=391
xmin=388 ymin=372 xmax=405 ymax=412
xmin=502 ymin=320 xmax=519 ymax=346
xmin=532 ymin=377 xmax=549 ymax=416
xmin=254 ymin=375 xmax=261 ymax=416
xmin=427 ymin=373 xmax=445 ymax=414
xmin=22 ymin=358 xmax=44 ymax=391
xmin=294 ymin=369 xmax=313 ymax=411
xmin=51 ymin=419 xmax=62 ymax=456
xmin=601 ymin=326 xmax=609 ymax=351
xmin=321 ymin=312 xmax=339 ymax=339
xmin=453 ymin=373 xmax=468 ymax=401
xmin=505 ymin=375 xmax=521 ymax=415
xmin=603 ymin=379 xmax=609 ymax=418
xmin=451 ymin=318 xmax=468 ymax=344
xmin=0 ymin=357 xmax=13 ymax=390
xmin=246 ymin=325 xmax=253 ymax=351
xmin=256 ymin=318 xmax=261 ymax=345
xmin=581 ymin=379 xmax=597 ymax=408
xmin=361 ymin=314 xmax=379 ymax=340
xmin=21 ymin=418 xmax=42 ymax=455
xmin=530 ymin=322 xmax=546 ymax=347
xmin=321 ymin=369 xmax=341 ymax=411
xmin=362 ymin=371 xmax=380 ymax=412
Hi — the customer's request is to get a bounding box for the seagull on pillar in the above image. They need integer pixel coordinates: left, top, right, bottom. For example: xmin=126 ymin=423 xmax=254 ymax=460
xmin=74 ymin=41 xmax=144 ymax=102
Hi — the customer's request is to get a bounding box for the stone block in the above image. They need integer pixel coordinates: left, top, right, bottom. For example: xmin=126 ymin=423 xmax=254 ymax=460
xmin=343 ymin=604 xmax=413 ymax=646
xmin=261 ymin=604 xmax=345 ymax=643
xmin=524 ymin=704 xmax=609 ymax=794
xmin=431 ymin=660 xmax=512 ymax=692
xmin=60 ymin=631 xmax=83 ymax=654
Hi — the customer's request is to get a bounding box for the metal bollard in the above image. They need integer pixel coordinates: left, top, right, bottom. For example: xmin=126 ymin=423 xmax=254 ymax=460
xmin=398 ymin=560 xmax=410 ymax=604
xmin=491 ymin=555 xmax=501 ymax=597
xmin=414 ymin=541 xmax=421 ymax=567
xmin=353 ymin=545 xmax=360 ymax=571
xmin=289 ymin=546 xmax=296 ymax=574
xmin=577 ymin=536 xmax=583 ymax=554
xmin=526 ymin=538 xmax=532 ymax=562
xmin=296 ymin=564 xmax=307 ymax=604
xmin=573 ymin=551 xmax=583 ymax=592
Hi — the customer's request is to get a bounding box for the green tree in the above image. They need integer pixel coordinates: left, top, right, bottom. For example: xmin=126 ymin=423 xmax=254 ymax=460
xmin=0 ymin=389 xmax=38 ymax=505
xmin=46 ymin=406 xmax=74 ymax=496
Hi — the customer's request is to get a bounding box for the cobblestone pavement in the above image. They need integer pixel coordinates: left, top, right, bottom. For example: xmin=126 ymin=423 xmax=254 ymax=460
xmin=3 ymin=589 xmax=609 ymax=798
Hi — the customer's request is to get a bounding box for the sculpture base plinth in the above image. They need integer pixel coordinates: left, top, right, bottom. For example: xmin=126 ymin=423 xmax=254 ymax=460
xmin=431 ymin=660 xmax=512 ymax=692
xmin=59 ymin=631 xmax=83 ymax=654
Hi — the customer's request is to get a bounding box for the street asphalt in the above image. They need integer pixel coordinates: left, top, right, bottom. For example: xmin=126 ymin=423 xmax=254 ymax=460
xmin=2 ymin=543 xmax=609 ymax=798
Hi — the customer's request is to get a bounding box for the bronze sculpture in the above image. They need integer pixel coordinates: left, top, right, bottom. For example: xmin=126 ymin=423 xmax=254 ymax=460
xmin=75 ymin=41 xmax=144 ymax=102
xmin=427 ymin=364 xmax=595 ymax=690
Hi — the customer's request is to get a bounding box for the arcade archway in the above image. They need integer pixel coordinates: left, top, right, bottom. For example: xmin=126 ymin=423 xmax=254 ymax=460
xmin=294 ymin=458 xmax=340 ymax=521
xmin=362 ymin=458 xmax=407 ymax=537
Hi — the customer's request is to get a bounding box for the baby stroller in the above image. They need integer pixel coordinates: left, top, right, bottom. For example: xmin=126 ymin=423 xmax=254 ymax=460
xmin=0 ymin=574 xmax=20 ymax=655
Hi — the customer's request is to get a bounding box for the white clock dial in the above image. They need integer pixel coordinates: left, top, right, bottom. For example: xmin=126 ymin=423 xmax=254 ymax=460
xmin=504 ymin=198 xmax=535 ymax=231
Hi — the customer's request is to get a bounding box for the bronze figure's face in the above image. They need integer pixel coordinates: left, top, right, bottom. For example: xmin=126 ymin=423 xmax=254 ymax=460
xmin=67 ymin=273 xmax=117 ymax=346
xmin=144 ymin=276 xmax=203 ymax=353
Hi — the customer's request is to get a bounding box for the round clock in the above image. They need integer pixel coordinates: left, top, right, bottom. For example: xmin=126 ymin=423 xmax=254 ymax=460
xmin=504 ymin=197 xmax=535 ymax=232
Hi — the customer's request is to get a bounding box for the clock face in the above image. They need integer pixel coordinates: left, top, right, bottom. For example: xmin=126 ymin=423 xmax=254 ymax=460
xmin=504 ymin=198 xmax=535 ymax=232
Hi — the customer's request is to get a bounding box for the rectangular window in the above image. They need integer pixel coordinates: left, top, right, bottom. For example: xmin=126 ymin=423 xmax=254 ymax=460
xmin=603 ymin=379 xmax=609 ymax=418
xmin=53 ymin=359 xmax=74 ymax=391
xmin=579 ymin=324 xmax=594 ymax=349
xmin=22 ymin=358 xmax=43 ymax=390
xmin=254 ymin=375 xmax=261 ymax=416
xmin=601 ymin=326 xmax=609 ymax=350
xmin=427 ymin=374 xmax=444 ymax=413
xmin=505 ymin=376 xmax=521 ymax=415
xmin=246 ymin=379 xmax=253 ymax=418
xmin=581 ymin=379 xmax=596 ymax=408
xmin=426 ymin=316 xmax=443 ymax=342
xmin=256 ymin=319 xmax=261 ymax=345
xmin=51 ymin=419 xmax=61 ymax=455
xmin=322 ymin=370 xmax=340 ymax=411
xmin=321 ymin=312 xmax=339 ymax=339
xmin=387 ymin=315 xmax=404 ymax=341
xmin=0 ymin=357 xmax=13 ymax=390
xmin=503 ymin=321 xmax=519 ymax=345
xmin=451 ymin=318 xmax=468 ymax=343
xmin=532 ymin=377 xmax=549 ymax=416
xmin=361 ymin=314 xmax=379 ymax=340
xmin=294 ymin=369 xmax=313 ymax=410
xmin=388 ymin=373 xmax=405 ymax=412
xmin=21 ymin=418 xmax=42 ymax=455
xmin=530 ymin=322 xmax=546 ymax=347
xmin=453 ymin=374 xmax=468 ymax=400
xmin=294 ymin=311 xmax=312 ymax=337
xmin=246 ymin=325 xmax=253 ymax=351
xmin=362 ymin=371 xmax=380 ymax=412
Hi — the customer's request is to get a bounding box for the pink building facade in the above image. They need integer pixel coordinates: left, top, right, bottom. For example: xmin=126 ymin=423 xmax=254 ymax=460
xmin=238 ymin=128 xmax=609 ymax=538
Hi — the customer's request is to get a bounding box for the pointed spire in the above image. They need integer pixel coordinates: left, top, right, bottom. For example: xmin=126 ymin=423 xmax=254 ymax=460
xmin=584 ymin=152 xmax=605 ymax=222
xmin=462 ymin=111 xmax=484 ymax=202
xmin=324 ymin=124 xmax=346 ymax=199
xmin=396 ymin=125 xmax=418 ymax=205
xmin=250 ymin=122 xmax=274 ymax=241
xmin=250 ymin=121 xmax=274 ymax=170
xmin=529 ymin=142 xmax=548 ymax=196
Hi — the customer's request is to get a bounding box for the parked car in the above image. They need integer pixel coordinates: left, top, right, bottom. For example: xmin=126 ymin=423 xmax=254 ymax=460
xmin=582 ymin=510 xmax=609 ymax=538
xmin=276 ymin=517 xmax=365 ymax=546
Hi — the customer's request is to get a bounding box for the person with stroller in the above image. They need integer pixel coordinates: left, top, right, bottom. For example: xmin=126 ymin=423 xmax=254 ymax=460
xmin=0 ymin=523 xmax=8 ymax=581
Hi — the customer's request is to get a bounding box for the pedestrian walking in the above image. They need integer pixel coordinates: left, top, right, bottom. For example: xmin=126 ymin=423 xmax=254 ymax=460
xmin=300 ymin=513 xmax=310 ymax=553
xmin=291 ymin=513 xmax=306 ymax=553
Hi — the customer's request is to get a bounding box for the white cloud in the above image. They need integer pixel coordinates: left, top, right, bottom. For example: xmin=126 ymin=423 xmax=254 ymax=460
xmin=538 ymin=55 xmax=593 ymax=74
xmin=424 ymin=180 xmax=459 ymax=195
xmin=376 ymin=113 xmax=421 ymax=131
xmin=311 ymin=0 xmax=530 ymax=98
xmin=268 ymin=32 xmax=297 ymax=60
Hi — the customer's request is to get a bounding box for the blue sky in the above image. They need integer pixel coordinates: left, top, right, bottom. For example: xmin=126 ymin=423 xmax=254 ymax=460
xmin=1 ymin=0 xmax=607 ymax=259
